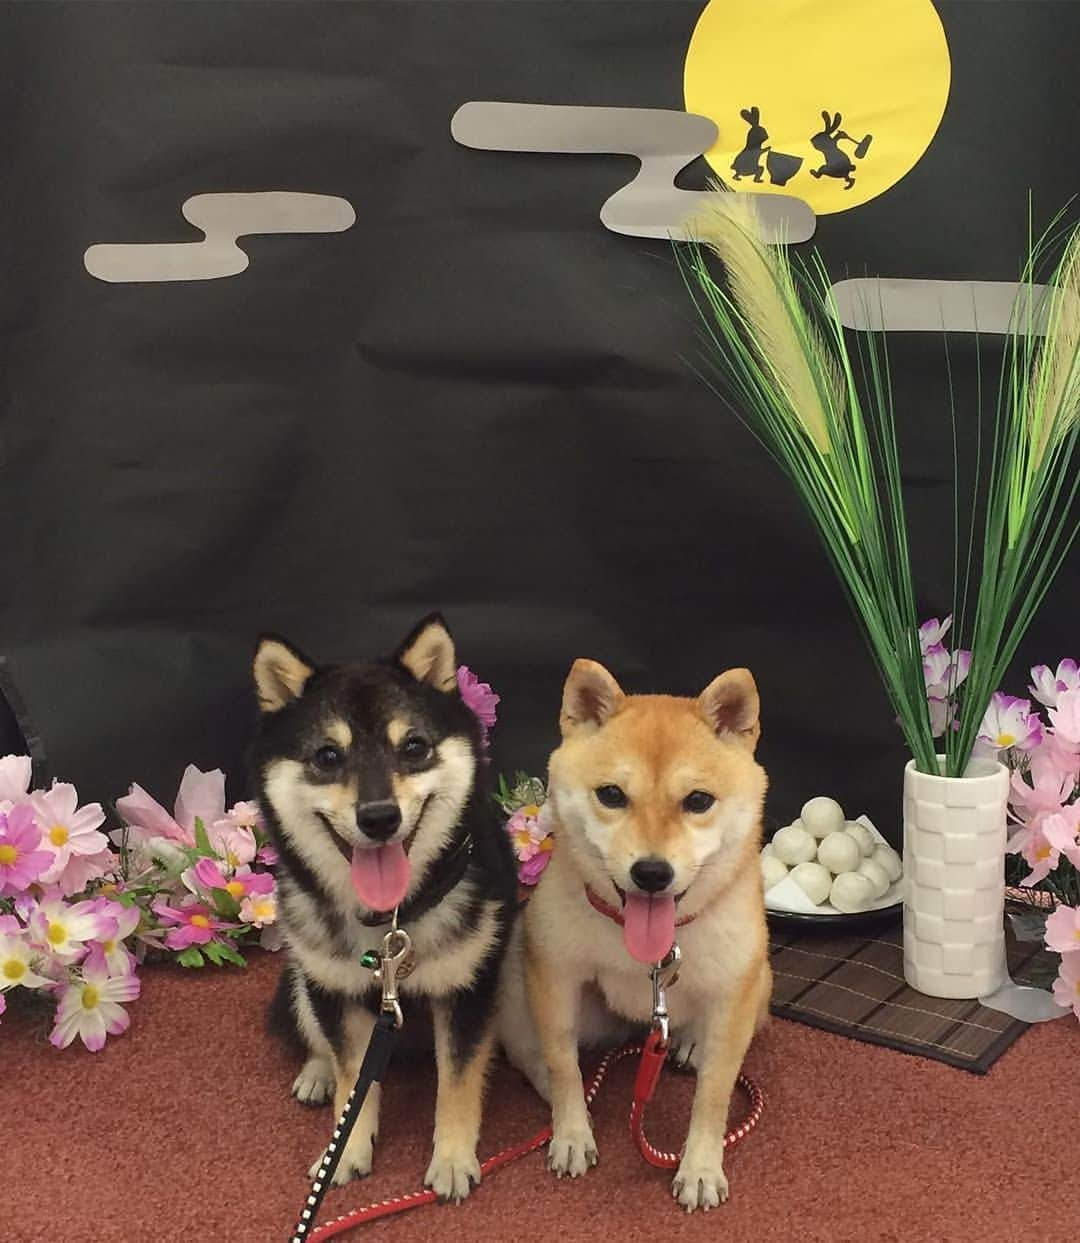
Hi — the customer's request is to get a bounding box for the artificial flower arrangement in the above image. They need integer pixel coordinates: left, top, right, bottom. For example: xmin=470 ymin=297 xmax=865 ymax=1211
xmin=0 ymin=666 xmax=506 ymax=1051
xmin=675 ymin=191 xmax=1078 ymax=1002
xmin=0 ymin=757 xmax=279 ymax=1050
xmin=921 ymin=624 xmax=1079 ymax=1015
xmin=494 ymin=772 xmax=554 ymax=888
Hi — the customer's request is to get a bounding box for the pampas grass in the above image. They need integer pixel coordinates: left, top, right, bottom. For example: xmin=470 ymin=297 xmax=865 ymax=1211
xmin=681 ymin=195 xmax=1080 ymax=777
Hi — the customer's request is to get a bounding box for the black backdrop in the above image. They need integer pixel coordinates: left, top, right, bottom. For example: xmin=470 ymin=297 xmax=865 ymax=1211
xmin=1 ymin=1 xmax=1077 ymax=843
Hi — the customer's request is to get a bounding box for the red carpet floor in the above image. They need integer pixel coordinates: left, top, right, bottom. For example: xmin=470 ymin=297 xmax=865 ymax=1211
xmin=6 ymin=951 xmax=1079 ymax=1243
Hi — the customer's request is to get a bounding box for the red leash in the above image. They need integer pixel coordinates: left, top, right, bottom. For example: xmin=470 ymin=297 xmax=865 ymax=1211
xmin=307 ymin=1038 xmax=764 ymax=1240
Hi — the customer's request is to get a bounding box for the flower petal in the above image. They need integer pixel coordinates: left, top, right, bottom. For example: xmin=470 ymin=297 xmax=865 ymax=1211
xmin=174 ymin=766 xmax=227 ymax=834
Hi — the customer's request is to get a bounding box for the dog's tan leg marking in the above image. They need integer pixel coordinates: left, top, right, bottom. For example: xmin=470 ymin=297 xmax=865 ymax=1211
xmin=307 ymin=1005 xmax=382 ymax=1185
xmin=526 ymin=951 xmax=597 ymax=1178
xmin=424 ymin=1004 xmax=494 ymax=1202
xmin=673 ymin=960 xmax=768 ymax=1211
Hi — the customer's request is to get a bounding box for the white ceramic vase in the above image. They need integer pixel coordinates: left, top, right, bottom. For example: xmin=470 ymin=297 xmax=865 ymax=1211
xmin=902 ymin=755 xmax=1010 ymax=999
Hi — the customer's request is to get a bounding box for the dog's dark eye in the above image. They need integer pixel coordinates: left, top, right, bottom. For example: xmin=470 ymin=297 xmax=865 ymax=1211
xmin=312 ymin=745 xmax=343 ymax=771
xmin=595 ymin=785 xmax=628 ymax=809
xmin=683 ymin=790 xmax=715 ymax=814
xmin=400 ymin=734 xmax=432 ymax=762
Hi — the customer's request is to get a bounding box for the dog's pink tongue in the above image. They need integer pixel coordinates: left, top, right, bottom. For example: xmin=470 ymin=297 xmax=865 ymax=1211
xmin=350 ymin=843 xmax=411 ymax=911
xmin=622 ymin=893 xmax=677 ymax=964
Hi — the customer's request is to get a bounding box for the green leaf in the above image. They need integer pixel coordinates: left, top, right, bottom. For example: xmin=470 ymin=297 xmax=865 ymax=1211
xmin=176 ymin=946 xmax=205 ymax=968
xmin=210 ymin=888 xmax=242 ymax=919
xmin=204 ymin=939 xmax=247 ymax=968
xmin=193 ymin=816 xmax=213 ymax=856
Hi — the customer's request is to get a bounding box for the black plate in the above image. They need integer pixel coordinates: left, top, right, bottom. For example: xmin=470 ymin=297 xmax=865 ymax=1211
xmin=766 ymin=899 xmax=903 ymax=932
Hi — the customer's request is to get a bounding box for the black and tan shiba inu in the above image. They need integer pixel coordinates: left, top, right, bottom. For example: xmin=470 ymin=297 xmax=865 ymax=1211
xmin=498 ymin=658 xmax=771 ymax=1211
xmin=253 ymin=615 xmax=518 ymax=1201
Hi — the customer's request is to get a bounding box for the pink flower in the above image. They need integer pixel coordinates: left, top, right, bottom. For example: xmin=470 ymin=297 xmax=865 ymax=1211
xmin=0 ymin=929 xmax=52 ymax=991
xmin=918 ymin=617 xmax=953 ymax=654
xmin=239 ymin=890 xmax=277 ymax=928
xmin=28 ymin=784 xmax=109 ymax=886
xmin=1029 ymin=659 xmax=1080 ymax=709
xmin=114 ymin=784 xmax=188 ymax=846
xmin=1007 ymin=819 xmax=1060 ymax=887
xmin=977 ymin=693 xmax=1044 ymax=753
xmin=923 ymin=643 xmax=971 ymax=738
xmin=506 ymin=805 xmax=546 ymax=863
xmin=1049 ymin=688 xmax=1080 ymax=747
xmin=457 ymin=667 xmax=500 ymax=740
xmin=1051 ymin=952 xmax=1080 ymax=1019
xmin=0 ymin=754 xmax=32 ymax=807
xmin=192 ymin=857 xmax=274 ymax=900
xmin=222 ymin=800 xmax=264 ymax=832
xmin=1009 ymin=751 xmax=1074 ymax=820
xmin=174 ymin=766 xmax=227 ymax=835
xmin=49 ymin=952 xmax=141 ymax=1051
xmin=1044 ymin=904 xmax=1080 ymax=955
xmin=1032 ymin=730 xmax=1080 ymax=785
xmin=46 ymin=846 xmax=118 ymax=898
xmin=506 ymin=803 xmax=554 ymax=885
xmin=152 ymin=899 xmax=223 ymax=949
xmin=206 ymin=821 xmax=257 ymax=868
xmin=518 ymin=844 xmax=554 ymax=886
xmin=0 ymin=804 xmax=52 ymax=895
xmin=116 ymin=765 xmax=227 ymax=848
xmin=87 ymin=899 xmax=140 ymax=976
xmin=1043 ymin=809 xmax=1080 ymax=870
xmin=256 ymin=844 xmax=279 ymax=867
xmin=922 ymin=644 xmax=970 ymax=694
xmin=28 ymin=894 xmax=118 ymax=964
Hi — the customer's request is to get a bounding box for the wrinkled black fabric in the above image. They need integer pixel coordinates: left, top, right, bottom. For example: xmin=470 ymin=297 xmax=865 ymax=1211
xmin=0 ymin=2 xmax=1076 ymax=843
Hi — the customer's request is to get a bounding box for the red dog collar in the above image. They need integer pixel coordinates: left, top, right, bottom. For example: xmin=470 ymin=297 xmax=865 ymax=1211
xmin=584 ymin=885 xmax=697 ymax=928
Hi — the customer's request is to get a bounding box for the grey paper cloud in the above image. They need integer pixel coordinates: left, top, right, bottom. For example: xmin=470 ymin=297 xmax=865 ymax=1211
xmin=84 ymin=192 xmax=356 ymax=283
xmin=451 ymin=102 xmax=815 ymax=244
xmin=830 ymin=278 xmax=1071 ymax=336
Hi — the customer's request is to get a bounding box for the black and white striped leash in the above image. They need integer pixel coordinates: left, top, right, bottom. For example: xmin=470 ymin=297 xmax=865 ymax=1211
xmin=289 ymin=926 xmax=413 ymax=1243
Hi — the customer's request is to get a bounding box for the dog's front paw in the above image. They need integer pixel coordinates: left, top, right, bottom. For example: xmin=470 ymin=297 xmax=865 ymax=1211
xmin=672 ymin=1159 xmax=728 ymax=1212
xmin=308 ymin=1129 xmax=376 ymax=1186
xmin=547 ymin=1125 xmax=598 ymax=1179
xmin=292 ymin=1055 xmax=334 ymax=1106
xmin=424 ymin=1149 xmax=482 ymax=1202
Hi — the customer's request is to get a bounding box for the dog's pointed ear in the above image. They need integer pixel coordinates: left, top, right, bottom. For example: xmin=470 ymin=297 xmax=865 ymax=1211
xmin=254 ymin=636 xmax=316 ymax=713
xmin=560 ymin=659 xmax=625 ymax=736
xmin=396 ymin=613 xmax=458 ymax=692
xmin=698 ymin=668 xmax=760 ymax=750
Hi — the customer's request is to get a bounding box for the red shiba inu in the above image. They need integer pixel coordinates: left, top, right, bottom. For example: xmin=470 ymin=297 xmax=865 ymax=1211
xmin=498 ymin=658 xmax=771 ymax=1210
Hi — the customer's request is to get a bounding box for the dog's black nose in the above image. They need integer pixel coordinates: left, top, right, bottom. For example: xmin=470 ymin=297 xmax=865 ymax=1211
xmin=629 ymin=857 xmax=674 ymax=894
xmin=356 ymin=801 xmax=402 ymax=841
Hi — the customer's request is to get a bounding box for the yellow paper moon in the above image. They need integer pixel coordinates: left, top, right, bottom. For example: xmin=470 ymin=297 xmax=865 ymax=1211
xmin=684 ymin=0 xmax=951 ymax=214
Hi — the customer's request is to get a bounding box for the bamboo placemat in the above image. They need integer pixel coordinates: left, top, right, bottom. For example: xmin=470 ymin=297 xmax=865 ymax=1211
xmin=768 ymin=921 xmax=1054 ymax=1073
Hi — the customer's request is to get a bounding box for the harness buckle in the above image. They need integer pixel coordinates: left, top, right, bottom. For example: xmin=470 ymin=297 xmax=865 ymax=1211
xmin=649 ymin=943 xmax=681 ymax=1047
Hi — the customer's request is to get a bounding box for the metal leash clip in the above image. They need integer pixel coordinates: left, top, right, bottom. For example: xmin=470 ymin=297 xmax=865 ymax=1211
xmin=649 ymin=943 xmax=682 ymax=1048
xmin=370 ymin=926 xmax=414 ymax=1029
